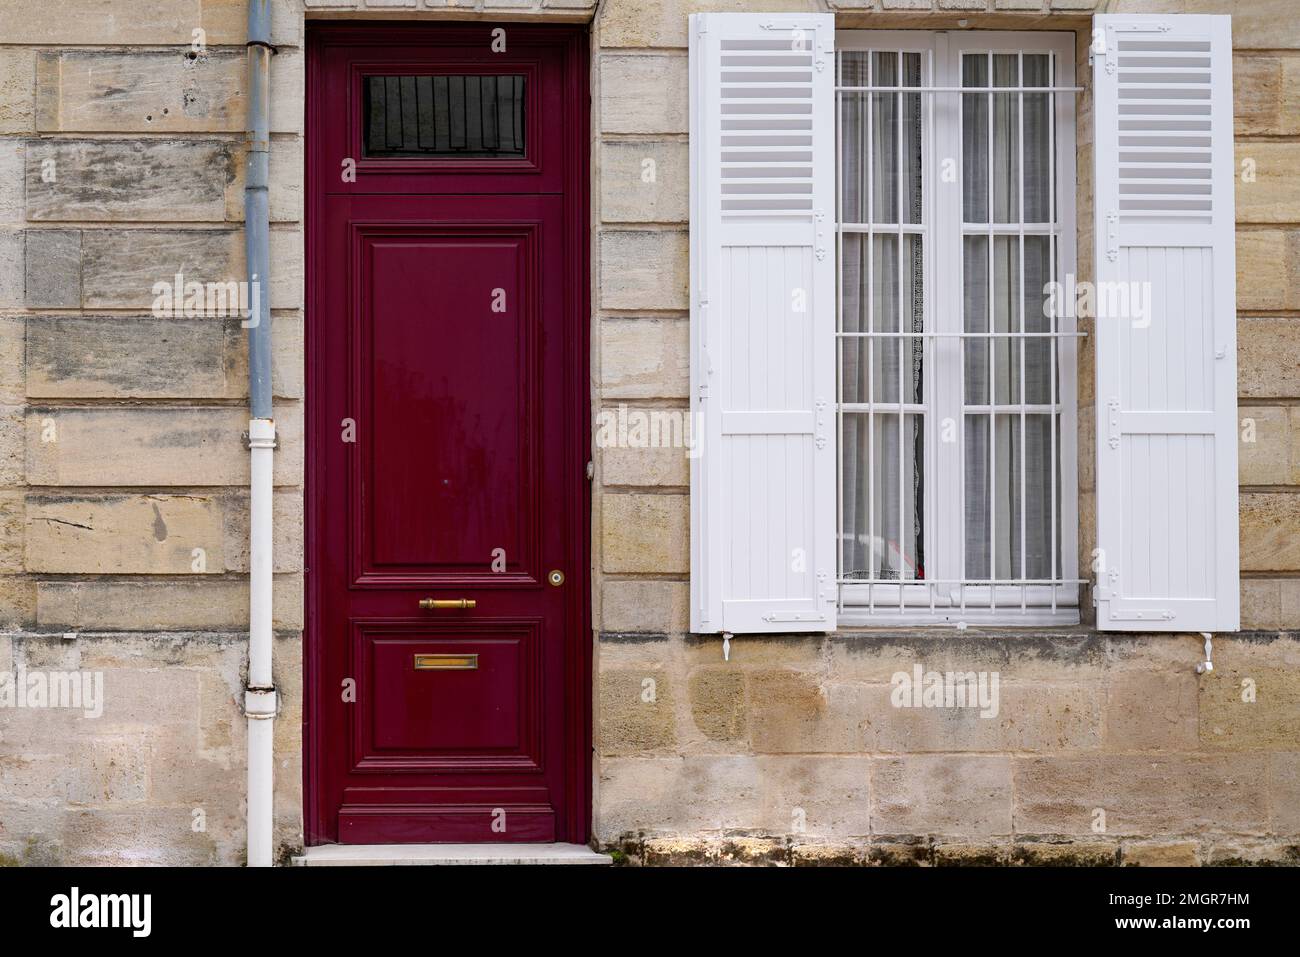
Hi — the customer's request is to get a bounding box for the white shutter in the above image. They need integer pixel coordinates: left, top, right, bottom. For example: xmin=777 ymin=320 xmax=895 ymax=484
xmin=1093 ymin=14 xmax=1239 ymax=631
xmin=689 ymin=12 xmax=837 ymax=634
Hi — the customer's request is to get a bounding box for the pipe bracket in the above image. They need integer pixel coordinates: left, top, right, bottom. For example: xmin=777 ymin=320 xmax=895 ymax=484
xmin=245 ymin=419 xmax=278 ymax=450
xmin=244 ymin=688 xmax=279 ymax=719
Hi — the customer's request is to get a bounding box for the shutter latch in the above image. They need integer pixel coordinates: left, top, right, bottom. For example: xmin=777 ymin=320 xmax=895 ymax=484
xmin=1190 ymin=634 xmax=1211 ymax=670
xmin=1195 ymin=633 xmax=1214 ymax=675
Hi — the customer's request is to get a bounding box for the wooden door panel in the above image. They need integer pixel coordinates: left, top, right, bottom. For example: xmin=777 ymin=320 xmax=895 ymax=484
xmin=351 ymin=218 xmax=549 ymax=586
xmin=352 ymin=619 xmax=543 ymax=770
xmin=339 ymin=803 xmax=556 ymax=844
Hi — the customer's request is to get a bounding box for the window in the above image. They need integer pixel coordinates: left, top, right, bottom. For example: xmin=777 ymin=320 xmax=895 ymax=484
xmin=689 ymin=13 xmax=1239 ymax=636
xmin=835 ymin=32 xmax=1080 ymax=624
xmin=364 ymin=74 xmax=526 ymax=158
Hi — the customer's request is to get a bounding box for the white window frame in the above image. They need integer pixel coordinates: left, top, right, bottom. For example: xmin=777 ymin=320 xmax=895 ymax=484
xmin=835 ymin=30 xmax=1081 ymax=626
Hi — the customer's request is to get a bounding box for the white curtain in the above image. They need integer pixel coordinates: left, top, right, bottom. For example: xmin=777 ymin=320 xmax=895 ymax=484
xmin=961 ymin=52 xmax=1059 ymax=581
xmin=840 ymin=51 xmax=925 ymax=583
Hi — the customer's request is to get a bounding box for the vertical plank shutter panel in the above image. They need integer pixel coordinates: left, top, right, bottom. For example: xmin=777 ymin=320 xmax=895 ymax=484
xmin=689 ymin=12 xmax=837 ymax=634
xmin=1093 ymin=14 xmax=1239 ymax=631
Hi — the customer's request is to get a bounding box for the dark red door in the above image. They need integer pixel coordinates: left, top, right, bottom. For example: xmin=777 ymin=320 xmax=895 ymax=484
xmin=306 ymin=24 xmax=590 ymax=845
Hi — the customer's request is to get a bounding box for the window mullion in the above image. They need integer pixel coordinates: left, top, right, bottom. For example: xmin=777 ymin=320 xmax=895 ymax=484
xmin=933 ymin=32 xmax=962 ymax=606
xmin=1019 ymin=51 xmax=1028 ymax=613
xmin=896 ymin=50 xmax=905 ymax=612
xmin=1049 ymin=48 xmax=1058 ymax=614
xmin=866 ymin=50 xmax=875 ymax=611
xmin=987 ymin=49 xmax=997 ymax=611
xmin=923 ymin=40 xmax=937 ymax=615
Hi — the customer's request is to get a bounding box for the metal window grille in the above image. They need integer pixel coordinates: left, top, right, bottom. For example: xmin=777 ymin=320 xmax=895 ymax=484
xmin=364 ymin=74 xmax=526 ymax=158
xmin=835 ymin=33 xmax=1086 ymax=625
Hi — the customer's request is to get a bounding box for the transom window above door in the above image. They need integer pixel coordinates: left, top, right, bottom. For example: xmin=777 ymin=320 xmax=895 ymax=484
xmin=835 ymin=31 xmax=1080 ymax=624
xmin=363 ymin=74 xmax=526 ymax=158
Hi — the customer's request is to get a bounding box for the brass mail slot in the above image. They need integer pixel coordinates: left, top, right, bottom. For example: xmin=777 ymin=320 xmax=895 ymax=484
xmin=413 ymin=653 xmax=479 ymax=671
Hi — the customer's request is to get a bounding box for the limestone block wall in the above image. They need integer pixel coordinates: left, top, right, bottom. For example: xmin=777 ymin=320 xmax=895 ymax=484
xmin=0 ymin=0 xmax=308 ymax=865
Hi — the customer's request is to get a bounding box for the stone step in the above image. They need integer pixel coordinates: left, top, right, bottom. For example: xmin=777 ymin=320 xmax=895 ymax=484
xmin=293 ymin=843 xmax=612 ymax=867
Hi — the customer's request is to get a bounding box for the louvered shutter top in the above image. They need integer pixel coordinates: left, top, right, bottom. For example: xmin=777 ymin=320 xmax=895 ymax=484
xmin=716 ymin=28 xmax=823 ymax=220
xmin=1105 ymin=22 xmax=1217 ymax=227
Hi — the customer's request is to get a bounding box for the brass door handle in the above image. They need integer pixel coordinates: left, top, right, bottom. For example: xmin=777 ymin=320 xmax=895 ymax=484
xmin=418 ymin=598 xmax=477 ymax=610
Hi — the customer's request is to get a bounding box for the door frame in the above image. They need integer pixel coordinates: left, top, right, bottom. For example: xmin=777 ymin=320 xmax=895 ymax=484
xmin=302 ymin=20 xmax=592 ymax=846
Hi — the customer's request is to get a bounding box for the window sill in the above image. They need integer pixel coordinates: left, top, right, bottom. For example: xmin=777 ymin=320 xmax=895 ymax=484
xmin=836 ymin=607 xmax=1081 ymax=629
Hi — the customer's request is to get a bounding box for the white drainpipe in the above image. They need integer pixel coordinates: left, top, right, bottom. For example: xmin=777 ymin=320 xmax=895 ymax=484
xmin=245 ymin=420 xmax=277 ymax=867
xmin=244 ymin=0 xmax=277 ymax=868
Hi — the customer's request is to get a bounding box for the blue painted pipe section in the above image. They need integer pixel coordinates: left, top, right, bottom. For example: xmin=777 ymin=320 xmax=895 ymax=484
xmin=246 ymin=0 xmax=273 ymax=420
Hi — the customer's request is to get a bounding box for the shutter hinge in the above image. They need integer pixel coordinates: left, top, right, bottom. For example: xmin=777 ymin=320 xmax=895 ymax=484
xmin=762 ymin=612 xmax=827 ymax=623
xmin=1105 ymin=211 xmax=1119 ymax=262
xmin=1107 ymin=397 xmax=1120 ymax=450
xmin=818 ymin=569 xmax=834 ymax=604
xmin=1108 ymin=608 xmax=1177 ymax=623
xmin=1115 ymin=21 xmax=1172 ymax=35
xmin=1103 ymin=22 xmax=1170 ymax=77
xmin=586 ymin=460 xmax=594 ymax=481
xmin=1094 ymin=568 xmax=1120 ymax=602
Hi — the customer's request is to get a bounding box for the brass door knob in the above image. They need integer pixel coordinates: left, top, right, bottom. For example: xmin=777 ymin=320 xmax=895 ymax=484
xmin=418 ymin=598 xmax=476 ymax=610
